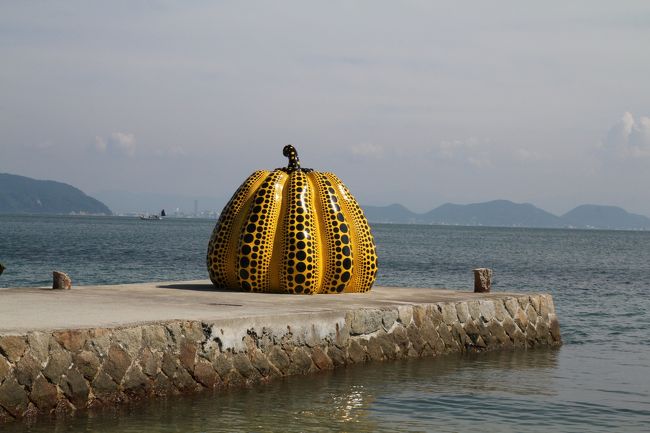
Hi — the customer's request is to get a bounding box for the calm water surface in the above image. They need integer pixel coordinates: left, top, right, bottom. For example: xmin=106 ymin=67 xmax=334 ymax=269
xmin=1 ymin=215 xmax=649 ymax=432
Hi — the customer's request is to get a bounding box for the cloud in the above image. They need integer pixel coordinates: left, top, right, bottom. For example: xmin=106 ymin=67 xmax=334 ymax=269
xmin=94 ymin=132 xmax=136 ymax=157
xmin=603 ymin=112 xmax=650 ymax=158
xmin=154 ymin=145 xmax=186 ymax=157
xmin=432 ymin=137 xmax=492 ymax=168
xmin=350 ymin=142 xmax=384 ymax=158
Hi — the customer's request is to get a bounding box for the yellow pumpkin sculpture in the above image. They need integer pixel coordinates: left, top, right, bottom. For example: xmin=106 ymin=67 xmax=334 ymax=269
xmin=207 ymin=145 xmax=378 ymax=294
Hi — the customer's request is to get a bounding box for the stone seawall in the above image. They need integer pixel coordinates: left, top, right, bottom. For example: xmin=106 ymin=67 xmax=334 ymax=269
xmin=0 ymin=289 xmax=561 ymax=423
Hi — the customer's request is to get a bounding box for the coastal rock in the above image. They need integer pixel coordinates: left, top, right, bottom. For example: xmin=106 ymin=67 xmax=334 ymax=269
xmin=29 ymin=376 xmax=58 ymax=411
xmin=73 ymin=350 xmax=100 ymax=381
xmin=52 ymin=271 xmax=72 ymax=290
xmin=0 ymin=378 xmax=29 ymax=417
xmin=0 ymin=336 xmax=27 ymax=363
xmin=103 ymin=345 xmax=131 ymax=383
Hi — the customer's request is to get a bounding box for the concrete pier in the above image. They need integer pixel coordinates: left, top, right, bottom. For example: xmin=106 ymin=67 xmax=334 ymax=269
xmin=0 ymin=281 xmax=561 ymax=423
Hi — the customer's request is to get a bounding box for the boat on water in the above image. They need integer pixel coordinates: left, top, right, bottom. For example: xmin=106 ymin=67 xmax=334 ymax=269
xmin=139 ymin=209 xmax=166 ymax=220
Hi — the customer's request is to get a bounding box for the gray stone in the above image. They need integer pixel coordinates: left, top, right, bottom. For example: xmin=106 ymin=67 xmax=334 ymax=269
xmin=473 ymin=268 xmax=492 ymax=292
xmin=310 ymin=347 xmax=333 ymax=370
xmin=455 ymin=303 xmax=471 ymax=323
xmin=494 ymin=301 xmax=508 ymax=322
xmin=52 ymin=271 xmax=72 ymax=290
xmin=74 ymin=350 xmax=100 ymax=380
xmin=0 ymin=377 xmax=29 ymax=417
xmin=142 ymin=325 xmax=168 ymax=351
xmin=266 ymin=347 xmax=290 ymax=373
xmin=232 ymin=353 xmax=259 ymax=379
xmin=139 ymin=347 xmax=160 ymax=378
xmin=390 ymin=324 xmax=410 ymax=352
xmin=123 ymin=366 xmax=150 ymax=396
xmin=29 ymin=375 xmax=58 ymax=411
xmin=468 ymin=301 xmax=481 ymax=321
xmin=250 ymin=349 xmax=275 ymax=377
xmin=333 ymin=320 xmax=350 ymax=349
xmin=43 ymin=347 xmax=72 ymax=384
xmin=349 ymin=309 xmax=382 ymax=335
xmin=0 ymin=355 xmax=10 ymax=384
xmin=92 ymin=371 xmax=118 ymax=396
xmin=347 ymin=340 xmax=366 ymax=363
xmin=550 ymin=316 xmax=562 ymax=343
xmin=479 ymin=301 xmax=496 ymax=322
xmin=397 ymin=305 xmax=413 ymax=326
xmin=360 ymin=337 xmax=384 ymax=361
xmin=212 ymin=353 xmax=235 ymax=378
xmin=504 ymin=298 xmax=519 ymax=317
xmin=406 ymin=324 xmax=426 ymax=355
xmin=463 ymin=321 xmax=481 ymax=345
xmin=325 ymin=345 xmax=345 ymax=367
xmin=61 ymin=368 xmax=90 ymax=406
xmin=152 ymin=373 xmax=173 ymax=395
xmin=440 ymin=303 xmax=458 ymax=325
xmin=179 ymin=338 xmax=197 ymax=371
xmin=103 ymin=345 xmax=131 ymax=383
xmin=112 ymin=328 xmax=142 ymax=357
xmin=53 ymin=330 xmax=86 ymax=352
xmin=428 ymin=305 xmax=444 ymax=325
xmin=514 ymin=308 xmax=528 ymax=330
xmin=286 ymin=347 xmax=314 ymax=375
xmin=26 ymin=332 xmax=50 ymax=365
xmin=172 ymin=366 xmax=198 ymax=391
xmin=15 ymin=353 xmax=40 ymax=387
xmin=193 ymin=360 xmax=219 ymax=388
xmin=0 ymin=336 xmax=27 ymax=362
xmin=437 ymin=324 xmax=455 ymax=352
xmin=526 ymin=305 xmax=538 ymax=325
xmin=222 ymin=369 xmax=245 ymax=387
xmin=382 ymin=309 xmax=399 ymax=331
xmin=376 ymin=334 xmax=398 ymax=360
xmin=412 ymin=306 xmax=429 ymax=327
xmin=161 ymin=352 xmax=179 ymax=378
xmin=530 ymin=295 xmax=541 ymax=314
xmin=182 ymin=321 xmax=205 ymax=343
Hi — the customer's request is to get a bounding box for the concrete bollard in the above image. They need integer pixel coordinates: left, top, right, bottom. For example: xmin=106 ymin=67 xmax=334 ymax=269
xmin=53 ymin=271 xmax=72 ymax=290
xmin=473 ymin=268 xmax=492 ymax=293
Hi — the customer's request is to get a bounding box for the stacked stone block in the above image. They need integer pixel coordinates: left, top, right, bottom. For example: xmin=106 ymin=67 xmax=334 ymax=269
xmin=0 ymin=294 xmax=560 ymax=423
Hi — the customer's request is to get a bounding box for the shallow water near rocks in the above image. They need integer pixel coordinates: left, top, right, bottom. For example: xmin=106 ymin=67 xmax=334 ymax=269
xmin=1 ymin=215 xmax=650 ymax=431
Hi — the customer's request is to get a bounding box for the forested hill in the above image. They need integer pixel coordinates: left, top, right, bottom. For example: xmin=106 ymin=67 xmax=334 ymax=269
xmin=0 ymin=173 xmax=111 ymax=215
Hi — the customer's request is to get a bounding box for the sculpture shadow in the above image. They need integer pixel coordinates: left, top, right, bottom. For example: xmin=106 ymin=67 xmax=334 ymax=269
xmin=157 ymin=283 xmax=240 ymax=293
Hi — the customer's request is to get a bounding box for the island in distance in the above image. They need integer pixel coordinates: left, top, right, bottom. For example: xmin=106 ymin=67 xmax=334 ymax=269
xmin=0 ymin=173 xmax=111 ymax=215
xmin=363 ymin=200 xmax=650 ymax=230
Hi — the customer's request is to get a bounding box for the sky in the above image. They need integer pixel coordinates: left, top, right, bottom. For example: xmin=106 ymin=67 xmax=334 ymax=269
xmin=2 ymin=1 xmax=650 ymax=215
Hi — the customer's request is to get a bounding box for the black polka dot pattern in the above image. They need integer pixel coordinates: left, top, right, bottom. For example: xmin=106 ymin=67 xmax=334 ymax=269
xmin=236 ymin=170 xmax=287 ymax=292
xmin=325 ymin=173 xmax=378 ymax=293
xmin=281 ymin=170 xmax=319 ymax=294
xmin=207 ymin=170 xmax=268 ymax=288
xmin=310 ymin=172 xmax=354 ymax=293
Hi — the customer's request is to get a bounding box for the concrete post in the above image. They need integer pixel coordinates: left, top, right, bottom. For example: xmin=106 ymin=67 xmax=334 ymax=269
xmin=473 ymin=268 xmax=492 ymax=293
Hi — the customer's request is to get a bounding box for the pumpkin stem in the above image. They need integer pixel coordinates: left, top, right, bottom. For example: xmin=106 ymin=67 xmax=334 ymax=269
xmin=283 ymin=144 xmax=301 ymax=171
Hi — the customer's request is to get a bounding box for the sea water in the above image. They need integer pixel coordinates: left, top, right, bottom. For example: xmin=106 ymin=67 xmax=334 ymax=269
xmin=1 ymin=215 xmax=649 ymax=432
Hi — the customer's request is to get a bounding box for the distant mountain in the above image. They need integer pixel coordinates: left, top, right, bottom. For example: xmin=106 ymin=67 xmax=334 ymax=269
xmin=363 ymin=200 xmax=650 ymax=230
xmin=363 ymin=203 xmax=420 ymax=223
xmin=425 ymin=200 xmax=564 ymax=228
xmin=562 ymin=205 xmax=650 ymax=230
xmin=0 ymin=173 xmax=111 ymax=215
xmin=94 ymin=190 xmax=225 ymax=215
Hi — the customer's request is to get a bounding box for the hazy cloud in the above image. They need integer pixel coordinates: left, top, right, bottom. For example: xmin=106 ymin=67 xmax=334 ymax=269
xmin=604 ymin=112 xmax=650 ymax=158
xmin=350 ymin=143 xmax=384 ymax=159
xmin=153 ymin=145 xmax=187 ymax=158
xmin=94 ymin=132 xmax=137 ymax=157
xmin=433 ymin=138 xmax=493 ymax=168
